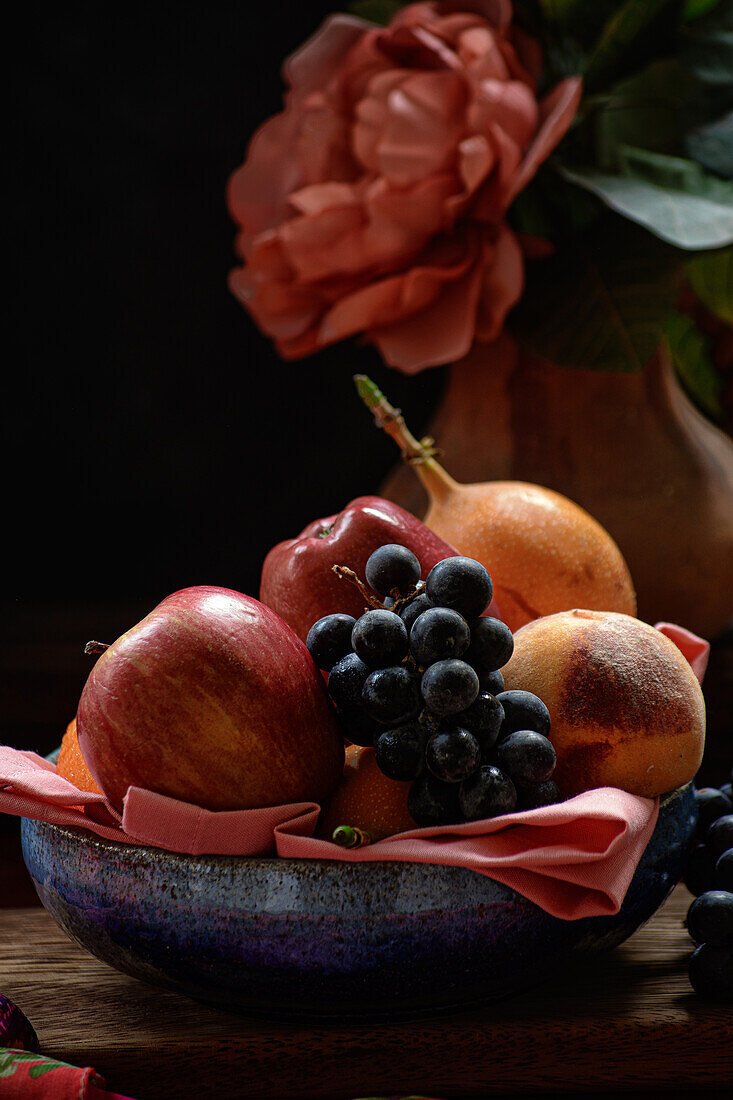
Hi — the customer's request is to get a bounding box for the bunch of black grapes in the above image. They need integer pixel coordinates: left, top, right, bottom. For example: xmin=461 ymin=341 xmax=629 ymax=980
xmin=307 ymin=544 xmax=559 ymax=827
xmin=682 ymin=769 xmax=733 ymax=1002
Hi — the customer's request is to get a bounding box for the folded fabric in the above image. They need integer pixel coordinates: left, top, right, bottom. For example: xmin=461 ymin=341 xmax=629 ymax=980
xmin=0 ymin=742 xmax=657 ymax=920
xmin=0 ymin=620 xmax=705 ymax=922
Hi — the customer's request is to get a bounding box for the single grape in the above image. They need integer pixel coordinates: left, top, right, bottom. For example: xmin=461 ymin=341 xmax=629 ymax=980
xmin=410 ymin=607 xmax=470 ymax=666
xmin=495 ymin=690 xmax=551 ymax=738
xmin=336 ymin=706 xmax=382 ymax=748
xmin=425 ymin=557 xmax=493 ymax=620
xmin=365 ymin=543 xmax=421 ymax=596
xmin=327 ymin=652 xmax=371 ymax=709
xmin=458 ymin=692 xmax=504 ymax=748
xmin=362 ymin=665 xmax=420 ymax=724
xmin=686 ymin=890 xmax=733 ymax=947
xmin=465 ymin=616 xmax=514 ymax=676
xmin=688 ymin=943 xmax=733 ymax=1002
xmin=684 ymin=843 xmax=717 ymax=898
xmin=400 ymin=591 xmax=433 ymax=632
xmin=479 ymin=668 xmax=505 ymax=695
xmin=421 ymin=659 xmax=479 ymax=715
xmin=375 ymin=722 xmax=426 ymax=781
xmin=426 ymin=727 xmax=481 ymax=784
xmin=352 ymin=609 xmax=409 ymax=668
xmin=408 ymin=772 xmax=461 ymax=827
xmin=708 ymin=815 xmax=733 ymax=860
xmin=306 ymin=614 xmax=357 ymax=671
xmin=716 ymin=849 xmax=733 ymax=891
xmin=695 ymin=788 xmax=733 ymax=838
xmin=495 ymin=730 xmax=556 ymax=787
xmin=721 ymin=782 xmax=733 ymax=802
xmin=519 ymin=780 xmax=561 ymax=810
xmin=459 ymin=765 xmax=517 ymax=821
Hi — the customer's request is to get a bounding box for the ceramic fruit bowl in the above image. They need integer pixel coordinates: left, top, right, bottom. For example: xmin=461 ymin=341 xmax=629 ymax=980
xmin=21 ymin=783 xmax=696 ymax=1018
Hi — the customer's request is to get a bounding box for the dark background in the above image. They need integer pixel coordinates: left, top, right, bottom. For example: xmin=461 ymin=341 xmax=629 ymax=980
xmin=4 ymin=3 xmax=445 ymax=753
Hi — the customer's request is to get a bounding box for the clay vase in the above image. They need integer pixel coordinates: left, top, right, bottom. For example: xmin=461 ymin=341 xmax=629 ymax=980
xmin=381 ymin=333 xmax=733 ymax=640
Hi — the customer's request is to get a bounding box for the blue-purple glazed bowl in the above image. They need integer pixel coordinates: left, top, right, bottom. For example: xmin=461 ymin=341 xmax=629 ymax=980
xmin=21 ymin=783 xmax=695 ymax=1018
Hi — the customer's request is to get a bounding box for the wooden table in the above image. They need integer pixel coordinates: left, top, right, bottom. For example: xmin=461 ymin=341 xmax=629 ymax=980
xmin=1 ymin=885 xmax=731 ymax=1100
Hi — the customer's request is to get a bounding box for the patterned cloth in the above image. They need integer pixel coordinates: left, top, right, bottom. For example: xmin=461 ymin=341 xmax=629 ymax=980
xmin=0 ymin=1047 xmax=136 ymax=1099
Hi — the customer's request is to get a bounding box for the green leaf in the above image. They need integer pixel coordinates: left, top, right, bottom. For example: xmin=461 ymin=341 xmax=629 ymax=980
xmin=666 ymin=310 xmax=724 ymax=418
xmin=348 ymin=0 xmax=405 ymax=23
xmin=561 ymin=148 xmax=733 ymax=249
xmin=510 ymin=218 xmax=678 ymax=372
xmin=685 ymin=111 xmax=733 ymax=176
xmin=583 ymin=0 xmax=680 ymax=91
xmin=685 ymin=247 xmax=733 ymax=321
xmin=683 ymin=0 xmax=723 ymax=19
xmin=594 ymin=60 xmax=697 ymax=170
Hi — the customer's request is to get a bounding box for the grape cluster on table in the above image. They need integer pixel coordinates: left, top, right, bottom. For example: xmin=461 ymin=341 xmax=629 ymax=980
xmin=682 ymin=769 xmax=733 ymax=1003
xmin=306 ymin=544 xmax=559 ymax=827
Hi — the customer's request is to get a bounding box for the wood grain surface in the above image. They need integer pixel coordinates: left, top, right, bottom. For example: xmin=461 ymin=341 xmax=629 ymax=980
xmin=1 ymin=886 xmax=731 ymax=1100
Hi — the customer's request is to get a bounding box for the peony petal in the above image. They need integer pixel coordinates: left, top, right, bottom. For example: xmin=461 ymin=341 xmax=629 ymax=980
xmin=289 ymin=181 xmax=360 ymax=217
xmin=471 ymin=122 xmax=523 ymax=221
xmin=370 ymin=258 xmax=485 ymax=372
xmin=285 ymin=14 xmax=370 ymax=96
xmin=228 ymin=266 xmax=321 ymax=343
xmin=294 ymin=99 xmax=358 ymax=187
xmin=376 ymin=23 xmax=463 ymax=71
xmin=475 ymin=223 xmax=524 ymax=341
xmin=352 ymin=69 xmax=407 ymax=174
xmin=468 ymin=78 xmax=539 ymax=150
xmin=506 ymin=75 xmax=582 ymax=205
xmin=457 ymin=134 xmax=496 ymax=197
xmin=456 ymin=26 xmax=510 ymax=82
xmin=227 ymin=111 xmax=305 ymax=238
xmin=280 ymin=204 xmax=366 ymax=281
xmin=374 ymin=71 xmax=468 ymax=186
xmin=318 ymin=233 xmax=479 ymax=345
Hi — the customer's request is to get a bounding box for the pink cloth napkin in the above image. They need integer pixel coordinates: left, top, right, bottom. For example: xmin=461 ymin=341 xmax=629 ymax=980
xmin=0 ymin=621 xmax=707 ymax=922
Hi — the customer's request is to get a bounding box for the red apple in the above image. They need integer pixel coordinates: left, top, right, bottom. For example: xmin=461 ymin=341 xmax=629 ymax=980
xmin=260 ymin=495 xmax=502 ymax=642
xmin=76 ymin=586 xmax=344 ymax=812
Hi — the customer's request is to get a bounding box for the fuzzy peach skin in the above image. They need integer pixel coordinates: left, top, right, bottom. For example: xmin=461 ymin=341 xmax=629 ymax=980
xmin=227 ymin=1 xmax=581 ymax=373
xmin=502 ymin=610 xmax=706 ymax=799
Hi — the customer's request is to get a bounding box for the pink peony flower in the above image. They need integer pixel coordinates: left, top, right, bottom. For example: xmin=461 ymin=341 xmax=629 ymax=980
xmin=228 ymin=1 xmax=581 ymax=373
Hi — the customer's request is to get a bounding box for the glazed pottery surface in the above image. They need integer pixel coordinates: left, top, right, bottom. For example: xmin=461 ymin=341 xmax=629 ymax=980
xmin=21 ymin=784 xmax=696 ymax=1017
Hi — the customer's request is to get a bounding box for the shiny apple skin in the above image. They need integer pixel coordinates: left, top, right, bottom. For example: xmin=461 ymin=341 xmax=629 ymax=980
xmin=76 ymin=586 xmax=344 ymax=812
xmin=260 ymin=495 xmax=502 ymax=642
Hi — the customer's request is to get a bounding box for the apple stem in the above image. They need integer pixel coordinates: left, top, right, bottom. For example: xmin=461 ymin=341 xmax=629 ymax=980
xmin=353 ymin=374 xmax=457 ymax=501
xmin=84 ymin=640 xmax=110 ymax=655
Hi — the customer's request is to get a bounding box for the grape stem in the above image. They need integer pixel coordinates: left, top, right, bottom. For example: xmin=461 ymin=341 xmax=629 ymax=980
xmin=353 ymin=374 xmax=456 ymax=500
xmin=332 ymin=564 xmax=422 ymax=613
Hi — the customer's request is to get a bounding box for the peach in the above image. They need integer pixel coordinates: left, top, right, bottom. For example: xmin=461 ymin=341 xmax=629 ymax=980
xmin=502 ymin=610 xmax=705 ymax=799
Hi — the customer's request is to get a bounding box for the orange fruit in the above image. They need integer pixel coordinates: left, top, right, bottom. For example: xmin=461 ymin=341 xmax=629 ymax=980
xmin=424 ymin=480 xmax=637 ymax=633
xmin=502 ymin=609 xmax=705 ymax=799
xmin=318 ymin=745 xmax=415 ymax=842
xmin=56 ymin=718 xmax=103 ymax=794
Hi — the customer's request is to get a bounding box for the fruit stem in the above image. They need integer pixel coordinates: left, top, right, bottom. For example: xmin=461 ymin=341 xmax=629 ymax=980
xmin=332 ymin=565 xmax=384 ymax=610
xmin=84 ymin=640 xmax=110 ymax=655
xmin=354 ymin=375 xmax=456 ymax=501
xmin=332 ymin=564 xmax=422 ymax=613
xmin=332 ymin=825 xmax=372 ymax=848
